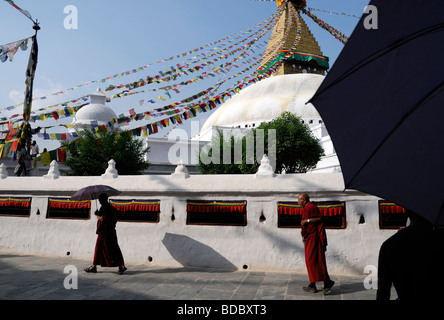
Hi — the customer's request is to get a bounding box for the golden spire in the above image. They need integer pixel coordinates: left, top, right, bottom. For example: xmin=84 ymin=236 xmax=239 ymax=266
xmin=278 ymin=0 xmax=306 ymax=8
xmin=262 ymin=0 xmax=329 ymax=75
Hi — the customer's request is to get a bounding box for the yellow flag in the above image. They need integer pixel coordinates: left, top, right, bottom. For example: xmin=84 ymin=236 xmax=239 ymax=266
xmin=40 ymin=151 xmax=51 ymax=165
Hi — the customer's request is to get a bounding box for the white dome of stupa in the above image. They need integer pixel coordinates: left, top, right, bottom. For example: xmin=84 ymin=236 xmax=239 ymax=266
xmin=200 ymin=73 xmax=324 ymax=135
xmin=72 ymin=89 xmax=117 ymax=129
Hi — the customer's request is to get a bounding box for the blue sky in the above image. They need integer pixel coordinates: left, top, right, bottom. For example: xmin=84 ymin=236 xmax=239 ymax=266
xmin=0 ymin=0 xmax=369 ymax=151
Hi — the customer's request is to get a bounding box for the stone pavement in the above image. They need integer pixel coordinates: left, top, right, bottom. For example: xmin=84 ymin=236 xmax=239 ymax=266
xmin=0 ymin=250 xmax=380 ymax=301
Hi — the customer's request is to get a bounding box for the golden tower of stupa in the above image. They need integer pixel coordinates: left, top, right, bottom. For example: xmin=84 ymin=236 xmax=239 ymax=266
xmin=260 ymin=0 xmax=329 ymax=76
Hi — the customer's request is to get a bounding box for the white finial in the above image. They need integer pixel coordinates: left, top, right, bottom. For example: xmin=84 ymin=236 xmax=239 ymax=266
xmin=256 ymin=154 xmax=276 ymax=177
xmin=171 ymin=159 xmax=189 ymax=179
xmin=89 ymin=89 xmax=107 ymax=105
xmin=101 ymin=159 xmax=118 ymax=179
xmin=43 ymin=160 xmax=60 ymax=179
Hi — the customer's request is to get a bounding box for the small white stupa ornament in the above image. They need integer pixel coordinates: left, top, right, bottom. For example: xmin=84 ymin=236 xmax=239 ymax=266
xmin=256 ymin=154 xmax=276 ymax=177
xmin=171 ymin=159 xmax=189 ymax=179
xmin=43 ymin=160 xmax=61 ymax=179
xmin=101 ymin=159 xmax=118 ymax=179
xmin=71 ymin=89 xmax=118 ymax=133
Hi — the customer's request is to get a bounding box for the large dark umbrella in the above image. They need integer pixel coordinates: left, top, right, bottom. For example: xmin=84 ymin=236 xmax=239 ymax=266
xmin=70 ymin=185 xmax=120 ymax=201
xmin=309 ymin=0 xmax=444 ymax=225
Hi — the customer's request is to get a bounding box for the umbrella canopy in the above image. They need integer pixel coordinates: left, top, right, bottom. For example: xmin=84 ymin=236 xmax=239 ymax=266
xmin=70 ymin=185 xmax=120 ymax=201
xmin=309 ymin=0 xmax=444 ymax=225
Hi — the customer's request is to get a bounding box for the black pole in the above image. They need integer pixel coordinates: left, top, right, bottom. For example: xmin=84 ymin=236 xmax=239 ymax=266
xmin=19 ymin=19 xmax=40 ymax=154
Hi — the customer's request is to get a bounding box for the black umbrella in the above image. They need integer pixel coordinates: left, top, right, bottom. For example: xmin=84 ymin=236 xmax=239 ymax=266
xmin=309 ymin=0 xmax=444 ymax=225
xmin=70 ymin=185 xmax=120 ymax=201
xmin=71 ymin=184 xmax=120 ymax=210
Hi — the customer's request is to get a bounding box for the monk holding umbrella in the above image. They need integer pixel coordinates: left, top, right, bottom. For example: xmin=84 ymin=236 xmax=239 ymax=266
xmin=84 ymin=193 xmax=127 ymax=275
xmin=71 ymin=185 xmax=127 ymax=275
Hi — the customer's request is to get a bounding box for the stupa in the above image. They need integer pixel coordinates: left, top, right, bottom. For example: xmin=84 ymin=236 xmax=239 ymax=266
xmin=196 ymin=0 xmax=340 ymax=173
xmin=71 ymin=88 xmax=117 ymax=132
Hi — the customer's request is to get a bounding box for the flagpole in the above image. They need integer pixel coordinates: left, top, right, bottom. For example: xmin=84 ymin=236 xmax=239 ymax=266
xmin=33 ymin=19 xmax=40 ymax=33
xmin=18 ymin=20 xmax=40 ymax=158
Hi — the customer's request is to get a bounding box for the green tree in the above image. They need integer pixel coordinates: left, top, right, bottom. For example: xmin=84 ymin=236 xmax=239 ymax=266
xmin=198 ymin=112 xmax=324 ymax=174
xmin=258 ymin=112 xmax=324 ymax=173
xmin=62 ymin=127 xmax=150 ymax=176
xmin=199 ymin=131 xmax=258 ymax=174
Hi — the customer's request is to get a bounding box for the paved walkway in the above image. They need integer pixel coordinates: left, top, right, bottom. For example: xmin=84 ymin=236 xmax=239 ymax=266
xmin=0 ymin=250 xmax=381 ymax=301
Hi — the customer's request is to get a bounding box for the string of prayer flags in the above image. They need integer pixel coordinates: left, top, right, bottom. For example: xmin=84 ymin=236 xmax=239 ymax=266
xmin=33 ymin=67 xmax=261 ymax=142
xmin=0 ymin=36 xmax=31 ymax=63
xmin=302 ymin=7 xmax=349 ymax=44
xmin=0 ymin=2 xmax=353 ymax=148
xmin=1 ymin=103 xmax=86 ymax=126
xmin=3 ymin=0 xmax=36 ymax=24
xmin=0 ymin=9 xmax=276 ymax=130
xmin=0 ymin=10 xmax=277 ymax=113
xmin=104 ymin=24 xmax=273 ymax=102
xmin=306 ymin=7 xmax=361 ymax=19
xmin=107 ymin=42 xmax=267 ymax=111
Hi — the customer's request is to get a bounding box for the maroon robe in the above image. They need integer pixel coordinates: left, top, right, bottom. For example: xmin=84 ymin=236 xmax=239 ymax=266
xmin=93 ymin=203 xmax=124 ymax=267
xmin=301 ymin=202 xmax=329 ymax=283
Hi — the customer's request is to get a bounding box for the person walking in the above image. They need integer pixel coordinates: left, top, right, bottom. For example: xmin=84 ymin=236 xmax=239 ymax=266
xmin=298 ymin=192 xmax=335 ymax=294
xmin=84 ymin=193 xmax=127 ymax=275
xmin=14 ymin=149 xmax=26 ymax=176
xmin=30 ymin=140 xmax=39 ymax=175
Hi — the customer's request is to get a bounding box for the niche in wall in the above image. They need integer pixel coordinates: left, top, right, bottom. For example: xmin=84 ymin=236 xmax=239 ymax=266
xmin=186 ymin=200 xmax=247 ymax=226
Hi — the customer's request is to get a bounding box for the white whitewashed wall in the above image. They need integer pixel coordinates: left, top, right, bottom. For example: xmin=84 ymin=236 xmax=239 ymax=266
xmin=0 ymin=167 xmax=396 ymax=275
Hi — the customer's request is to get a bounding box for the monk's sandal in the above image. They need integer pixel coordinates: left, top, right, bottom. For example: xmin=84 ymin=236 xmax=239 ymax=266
xmin=117 ymin=266 xmax=127 ymax=275
xmin=84 ymin=266 xmax=97 ymax=273
xmin=302 ymin=284 xmax=318 ymax=293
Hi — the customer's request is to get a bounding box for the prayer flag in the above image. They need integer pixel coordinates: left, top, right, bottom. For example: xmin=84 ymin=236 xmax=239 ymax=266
xmin=4 ymin=0 xmax=34 ymax=23
xmin=57 ymin=147 xmax=66 ymax=162
xmin=23 ymin=35 xmax=38 ymax=122
xmin=10 ymin=140 xmax=18 ymax=153
xmin=40 ymin=151 xmax=50 ymax=165
xmin=49 ymin=150 xmax=57 ymax=161
xmin=3 ymin=142 xmax=12 ymax=158
xmin=174 ymin=115 xmax=182 ymax=124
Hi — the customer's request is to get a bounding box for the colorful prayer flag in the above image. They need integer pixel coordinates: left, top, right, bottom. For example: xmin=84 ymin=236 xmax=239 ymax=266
xmin=23 ymin=35 xmax=38 ymax=122
xmin=40 ymin=151 xmax=50 ymax=165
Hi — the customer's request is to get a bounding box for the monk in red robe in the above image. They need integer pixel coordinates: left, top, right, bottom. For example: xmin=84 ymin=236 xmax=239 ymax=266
xmin=84 ymin=193 xmax=127 ymax=274
xmin=298 ymin=193 xmax=334 ymax=294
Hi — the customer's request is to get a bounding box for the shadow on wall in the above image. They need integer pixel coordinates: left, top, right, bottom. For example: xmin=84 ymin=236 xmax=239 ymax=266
xmin=162 ymin=233 xmax=237 ymax=271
